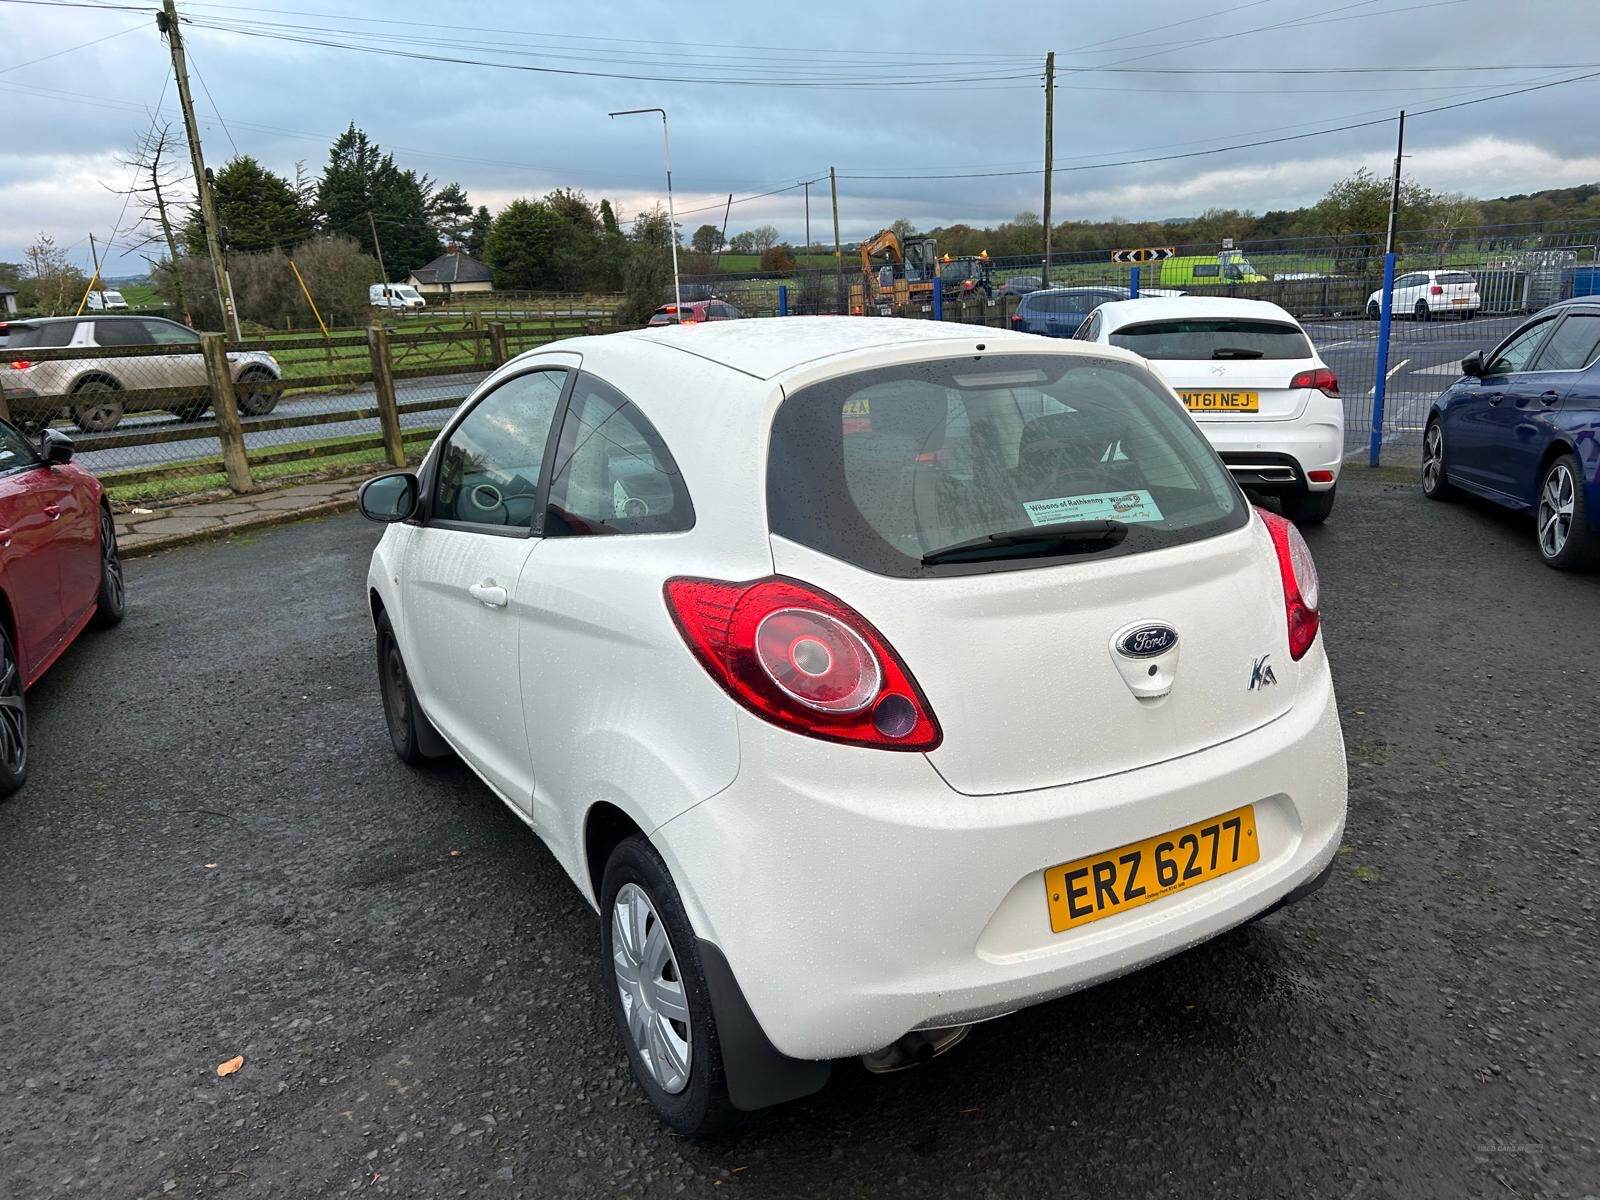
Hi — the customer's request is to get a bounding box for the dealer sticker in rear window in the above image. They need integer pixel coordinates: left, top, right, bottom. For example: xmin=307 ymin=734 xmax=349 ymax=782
xmin=1024 ymin=489 xmax=1165 ymax=526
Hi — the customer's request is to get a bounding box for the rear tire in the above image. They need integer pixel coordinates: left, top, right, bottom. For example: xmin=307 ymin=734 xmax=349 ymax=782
xmin=1281 ymin=485 xmax=1336 ymax=525
xmin=235 ymin=369 xmax=279 ymax=417
xmin=1366 ymin=300 xmax=1380 ymax=320
xmin=70 ymin=380 xmax=124 ymax=432
xmin=601 ymin=837 xmax=738 ymax=1138
xmin=1421 ymin=419 xmax=1456 ymax=501
xmin=1535 ymin=452 xmax=1599 ymax=571
xmin=90 ymin=505 xmax=125 ymax=628
xmin=1414 ymin=300 xmax=1431 ymax=322
xmin=0 ymin=623 xmax=27 ymax=799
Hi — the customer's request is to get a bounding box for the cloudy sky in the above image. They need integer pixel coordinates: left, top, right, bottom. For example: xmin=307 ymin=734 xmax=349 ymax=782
xmin=4 ymin=0 xmax=1599 ymax=276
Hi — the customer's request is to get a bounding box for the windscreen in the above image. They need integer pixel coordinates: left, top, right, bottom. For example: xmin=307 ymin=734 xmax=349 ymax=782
xmin=767 ymin=354 xmax=1246 ymax=578
xmin=1110 ymin=318 xmax=1311 ymax=360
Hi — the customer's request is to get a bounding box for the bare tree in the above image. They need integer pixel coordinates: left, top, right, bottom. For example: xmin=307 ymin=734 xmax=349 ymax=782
xmin=108 ymin=121 xmax=192 ymax=323
xmin=22 ymin=234 xmax=87 ymax=314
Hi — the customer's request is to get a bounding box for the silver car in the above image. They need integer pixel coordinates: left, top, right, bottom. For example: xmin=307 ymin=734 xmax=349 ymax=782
xmin=0 ymin=316 xmax=281 ymax=432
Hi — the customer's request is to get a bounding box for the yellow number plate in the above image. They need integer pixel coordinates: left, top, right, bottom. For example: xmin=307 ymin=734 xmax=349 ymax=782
xmin=1043 ymin=805 xmax=1260 ymax=933
xmin=1180 ymin=390 xmax=1259 ymax=412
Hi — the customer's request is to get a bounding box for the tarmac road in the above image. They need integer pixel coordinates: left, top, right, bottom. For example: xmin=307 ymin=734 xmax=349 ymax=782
xmin=2 ymin=480 xmax=1597 ymax=1197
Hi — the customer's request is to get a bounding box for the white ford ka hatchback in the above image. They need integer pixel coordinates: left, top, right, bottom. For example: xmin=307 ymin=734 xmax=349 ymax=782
xmin=359 ymin=317 xmax=1347 ymax=1135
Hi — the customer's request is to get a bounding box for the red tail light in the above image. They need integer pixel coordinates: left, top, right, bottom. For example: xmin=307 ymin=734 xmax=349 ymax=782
xmin=8 ymin=360 xmax=31 ymax=371
xmin=1289 ymin=367 xmax=1339 ymax=396
xmin=1256 ymin=508 xmax=1320 ymax=660
xmin=1429 ymin=284 xmax=1443 ymax=295
xmin=663 ymin=576 xmax=941 ymax=750
xmin=1010 ymin=313 xmax=1022 ymax=326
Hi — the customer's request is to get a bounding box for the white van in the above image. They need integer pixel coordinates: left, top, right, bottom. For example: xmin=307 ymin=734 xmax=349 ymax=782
xmin=370 ymin=283 xmax=426 ymax=311
xmin=85 ymin=290 xmax=129 ymax=311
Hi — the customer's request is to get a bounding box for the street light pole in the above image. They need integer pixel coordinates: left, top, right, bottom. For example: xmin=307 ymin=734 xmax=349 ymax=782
xmin=609 ymin=107 xmax=681 ymax=319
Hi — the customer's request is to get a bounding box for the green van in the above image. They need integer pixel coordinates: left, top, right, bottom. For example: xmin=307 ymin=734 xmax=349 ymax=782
xmin=1159 ymin=249 xmax=1268 ymax=287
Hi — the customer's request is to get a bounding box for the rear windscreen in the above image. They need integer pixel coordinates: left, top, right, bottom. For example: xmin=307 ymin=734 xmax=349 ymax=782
xmin=1437 ymin=272 xmax=1476 ymax=285
xmin=1109 ymin=318 xmax=1311 ymax=361
xmin=767 ymin=354 xmax=1246 ymax=578
xmin=5 ymin=323 xmax=76 ymax=349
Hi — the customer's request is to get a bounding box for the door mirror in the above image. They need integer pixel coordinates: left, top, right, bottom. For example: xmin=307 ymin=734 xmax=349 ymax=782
xmin=358 ymin=471 xmax=419 ymax=523
xmin=40 ymin=428 xmax=74 ymax=464
xmin=1460 ymin=351 xmax=1484 ymax=378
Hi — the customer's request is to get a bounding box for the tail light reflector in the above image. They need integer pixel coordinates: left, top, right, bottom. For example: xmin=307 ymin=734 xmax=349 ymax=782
xmin=1429 ymin=284 xmax=1443 ymax=295
xmin=1289 ymin=367 xmax=1339 ymax=396
xmin=1256 ymin=508 xmax=1320 ymax=660
xmin=664 ymin=576 xmax=941 ymax=750
xmin=9 ymin=360 xmax=32 ymax=370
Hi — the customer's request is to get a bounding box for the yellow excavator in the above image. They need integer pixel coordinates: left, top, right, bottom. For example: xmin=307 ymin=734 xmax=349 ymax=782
xmin=849 ymin=230 xmax=992 ymax=314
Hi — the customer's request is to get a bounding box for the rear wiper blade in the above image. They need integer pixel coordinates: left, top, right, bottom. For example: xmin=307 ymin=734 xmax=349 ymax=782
xmin=921 ymin=519 xmax=1128 ymax=565
xmin=1211 ymin=347 xmax=1264 ymax=359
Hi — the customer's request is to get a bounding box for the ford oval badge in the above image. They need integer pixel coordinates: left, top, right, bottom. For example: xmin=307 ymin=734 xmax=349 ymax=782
xmin=1116 ymin=623 xmax=1178 ymax=659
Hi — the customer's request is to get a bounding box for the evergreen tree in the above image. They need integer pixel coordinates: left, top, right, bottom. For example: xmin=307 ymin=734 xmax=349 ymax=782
xmin=429 ymin=182 xmax=474 ymax=247
xmin=315 ymin=123 xmax=439 ymax=281
xmin=185 ymin=155 xmax=310 ymax=255
xmin=465 ymin=205 xmax=493 ymax=257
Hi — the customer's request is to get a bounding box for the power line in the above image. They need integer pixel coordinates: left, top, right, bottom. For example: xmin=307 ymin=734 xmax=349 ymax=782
xmin=0 ymin=18 xmax=143 ymax=74
xmin=184 ymin=40 xmax=237 ymax=157
xmin=838 ymin=66 xmax=1600 ymax=180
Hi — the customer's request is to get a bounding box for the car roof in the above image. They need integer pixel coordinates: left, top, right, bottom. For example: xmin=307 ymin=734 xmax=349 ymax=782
xmin=624 ymin=314 xmax=1056 ymax=381
xmin=1093 ymin=296 xmax=1300 ymax=331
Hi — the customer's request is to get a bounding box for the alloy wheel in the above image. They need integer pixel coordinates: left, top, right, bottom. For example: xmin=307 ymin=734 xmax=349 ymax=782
xmin=100 ymin=507 xmax=124 ymax=612
xmin=0 ymin=634 xmax=25 ymax=777
xmin=1538 ymin=463 xmax=1576 ymax=559
xmin=1422 ymin=424 xmax=1444 ymax=492
xmin=611 ymin=882 xmax=692 ymax=1094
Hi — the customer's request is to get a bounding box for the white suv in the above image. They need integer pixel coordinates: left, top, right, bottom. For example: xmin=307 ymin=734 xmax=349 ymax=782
xmin=1366 ymin=269 xmax=1479 ymax=321
xmin=359 ymin=318 xmax=1347 ymax=1134
xmin=1077 ymin=297 xmax=1343 ymax=523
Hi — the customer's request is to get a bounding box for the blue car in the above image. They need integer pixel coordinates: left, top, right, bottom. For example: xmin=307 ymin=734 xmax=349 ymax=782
xmin=1424 ymin=298 xmax=1600 ymax=569
xmin=1011 ymin=287 xmax=1133 ymax=337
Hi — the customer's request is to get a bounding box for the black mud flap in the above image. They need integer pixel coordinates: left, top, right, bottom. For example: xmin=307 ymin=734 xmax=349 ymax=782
xmin=698 ymin=941 xmax=831 ymax=1112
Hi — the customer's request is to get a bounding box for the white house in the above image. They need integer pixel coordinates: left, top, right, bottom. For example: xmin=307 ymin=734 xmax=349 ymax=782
xmin=407 ymin=249 xmax=494 ymax=299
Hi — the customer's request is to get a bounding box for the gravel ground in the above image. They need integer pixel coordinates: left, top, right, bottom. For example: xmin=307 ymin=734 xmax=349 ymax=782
xmin=1 ymin=479 xmax=1596 ymax=1199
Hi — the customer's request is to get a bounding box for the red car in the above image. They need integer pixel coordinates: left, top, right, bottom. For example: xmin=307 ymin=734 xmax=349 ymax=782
xmin=646 ymin=300 xmax=742 ymax=326
xmin=0 ymin=423 xmax=124 ymax=796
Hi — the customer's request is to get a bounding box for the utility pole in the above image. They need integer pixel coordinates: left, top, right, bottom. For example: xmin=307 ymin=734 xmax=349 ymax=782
xmin=608 ymin=108 xmax=681 ymax=318
xmin=1384 ymin=108 xmax=1406 ymax=255
xmin=157 ymin=0 xmax=234 ymax=335
xmin=804 ymin=180 xmax=811 ymax=258
xmin=830 ymin=166 xmax=842 ymax=309
xmin=88 ymin=233 xmax=107 ymax=308
xmin=1042 ymin=51 xmax=1055 ymax=286
xmin=368 ymin=211 xmax=390 ymax=298
xmin=716 ymin=192 xmax=732 ymax=273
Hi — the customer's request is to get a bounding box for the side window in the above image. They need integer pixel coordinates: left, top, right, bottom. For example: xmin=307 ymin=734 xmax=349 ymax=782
xmin=433 ymin=369 xmax=566 ymax=529
xmin=1076 ymin=311 xmax=1103 ymax=341
xmin=91 ymin=320 xmax=149 ymax=347
xmin=545 ymin=374 xmax=694 ymax=537
xmin=142 ymin=320 xmax=201 ymax=346
xmin=1530 ymin=313 xmax=1600 ymax=372
xmin=1485 ymin=320 xmax=1556 ymax=375
xmin=0 ymin=421 xmax=40 ymax=478
xmin=1192 ymin=264 xmax=1219 ymax=279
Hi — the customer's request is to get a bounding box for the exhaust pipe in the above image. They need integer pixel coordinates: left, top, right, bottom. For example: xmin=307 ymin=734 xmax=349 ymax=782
xmin=860 ymin=1024 xmax=972 ymax=1074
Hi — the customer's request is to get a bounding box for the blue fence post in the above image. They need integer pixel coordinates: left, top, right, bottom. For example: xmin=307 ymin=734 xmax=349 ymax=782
xmin=1129 ymin=265 xmax=1140 ymax=298
xmin=778 ymin=284 xmax=788 ymax=317
xmin=1369 ymin=250 xmax=1397 ymax=467
xmin=932 ymin=276 xmax=943 ymax=322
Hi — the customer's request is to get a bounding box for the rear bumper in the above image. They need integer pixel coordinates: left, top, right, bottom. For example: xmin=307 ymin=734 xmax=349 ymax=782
xmin=1197 ymin=404 xmax=1344 ymax=491
xmin=656 ymin=644 xmax=1347 ymax=1062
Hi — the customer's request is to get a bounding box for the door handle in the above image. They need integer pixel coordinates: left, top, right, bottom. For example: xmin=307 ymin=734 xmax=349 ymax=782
xmin=466 ymin=580 xmax=509 ymax=609
xmin=0 ymin=528 xmax=11 ymax=547
xmin=1486 ymin=392 xmax=1504 ymax=406
xmin=1539 ymin=390 xmax=1560 ymax=406
xmin=43 ymin=504 xmax=61 ymax=520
